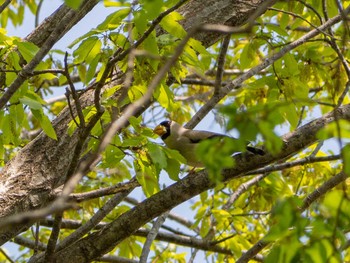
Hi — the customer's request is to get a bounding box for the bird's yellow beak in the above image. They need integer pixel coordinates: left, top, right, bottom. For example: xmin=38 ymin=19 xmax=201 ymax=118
xmin=153 ymin=125 xmax=167 ymax=136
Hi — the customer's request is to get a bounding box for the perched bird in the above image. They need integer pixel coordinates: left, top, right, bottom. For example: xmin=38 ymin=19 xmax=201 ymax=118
xmin=153 ymin=120 xmax=264 ymax=167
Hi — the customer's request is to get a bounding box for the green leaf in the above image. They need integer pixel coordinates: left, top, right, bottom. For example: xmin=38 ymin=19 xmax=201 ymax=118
xmin=163 ymin=147 xmax=186 ymax=165
xmin=68 ymin=29 xmax=103 ymax=48
xmin=317 ymin=120 xmax=350 ymax=140
xmin=258 ymin=120 xmax=283 ymax=154
xmin=31 ymin=109 xmax=57 ymax=140
xmin=19 ymin=96 xmax=42 ymax=110
xmin=283 ymin=53 xmax=300 ymax=76
xmin=160 ymin=11 xmax=186 ymax=39
xmin=135 ymin=159 xmax=160 ymax=197
xmin=128 ymin=116 xmax=142 ymax=132
xmin=343 ymin=145 xmax=350 ymax=174
xmin=148 ymin=143 xmax=167 ymax=169
xmin=103 ymin=145 xmax=125 ymax=168
xmin=196 ymin=137 xmax=239 ymax=183
xmin=240 ymin=43 xmax=254 ymax=69
xmin=265 ymin=197 xmax=301 ymax=241
xmin=109 ymin=32 xmax=130 ymax=49
xmin=97 ymin=8 xmax=130 ymax=30
xmin=154 ymin=84 xmax=174 ymax=111
xmin=165 ymin=158 xmax=180 ymax=181
xmin=2 ymin=112 xmax=20 ymax=146
xmin=141 ymin=0 xmax=163 ymax=20
xmin=64 ymin=0 xmax=83 ymax=9
xmin=142 ymin=33 xmax=159 ymax=70
xmin=266 ymin=23 xmax=289 ymax=37
xmin=282 ymin=104 xmax=299 ymax=129
xmin=15 ymin=40 xmax=39 ymax=62
xmin=104 ymin=1 xmax=131 ymax=7
xmin=73 ymin=36 xmax=102 ymax=64
xmin=86 ymin=53 xmax=100 ymax=84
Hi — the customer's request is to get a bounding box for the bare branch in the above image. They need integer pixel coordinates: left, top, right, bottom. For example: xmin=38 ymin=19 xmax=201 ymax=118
xmin=43 ymin=213 xmax=62 ymax=262
xmin=247 ymin=154 xmax=341 ymax=175
xmin=0 ymin=248 xmax=15 ymax=263
xmin=0 ymin=0 xmax=11 ymax=14
xmin=68 ymin=178 xmax=140 ymax=202
xmin=30 ymin=190 xmax=133 ymax=263
xmin=214 ymin=35 xmax=231 ymax=96
xmin=222 ymin=173 xmax=269 ymax=210
xmin=237 ymin=171 xmax=348 ymax=263
xmin=0 ymin=199 xmax=75 ymax=230
xmin=140 ymin=211 xmax=170 ymax=263
xmin=64 ymin=52 xmax=85 ymax=127
xmin=14 ymin=236 xmax=47 ymax=251
xmin=51 ymin=103 xmax=350 ymax=262
xmin=186 ymin=6 xmax=350 ymax=128
xmin=0 ymin=1 xmax=99 ymax=109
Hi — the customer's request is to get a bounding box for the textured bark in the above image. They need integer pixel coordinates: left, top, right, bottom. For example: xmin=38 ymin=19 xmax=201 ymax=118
xmin=49 ymin=104 xmax=350 ymax=262
xmin=0 ymin=1 xmax=100 ymax=245
xmin=177 ymin=0 xmax=269 ymax=46
xmin=25 ymin=0 xmax=99 ymax=47
xmin=0 ymin=0 xmax=271 ymax=250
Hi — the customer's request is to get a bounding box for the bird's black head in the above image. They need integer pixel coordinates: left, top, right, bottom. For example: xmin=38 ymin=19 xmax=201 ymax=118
xmin=158 ymin=120 xmax=171 ymax=140
xmin=159 ymin=120 xmax=171 ymax=127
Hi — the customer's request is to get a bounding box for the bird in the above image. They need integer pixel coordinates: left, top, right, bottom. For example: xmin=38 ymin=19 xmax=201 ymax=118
xmin=153 ymin=120 xmax=264 ymax=167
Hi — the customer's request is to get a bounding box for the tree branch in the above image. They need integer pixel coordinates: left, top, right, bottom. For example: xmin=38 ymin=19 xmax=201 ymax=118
xmin=0 ymin=0 xmax=99 ymax=109
xmin=237 ymin=171 xmax=348 ymax=263
xmin=186 ymin=6 xmax=350 ymax=128
xmin=140 ymin=211 xmax=169 ymax=263
xmin=51 ymin=104 xmax=350 ymax=262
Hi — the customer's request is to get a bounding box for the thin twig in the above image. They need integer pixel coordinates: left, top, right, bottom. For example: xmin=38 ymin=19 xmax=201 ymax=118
xmin=35 ymin=0 xmax=45 ymax=27
xmin=214 ymin=35 xmax=231 ymax=96
xmin=237 ymin=171 xmax=348 ymax=263
xmin=34 ymin=222 xmax=40 ymax=254
xmin=297 ymin=0 xmax=323 ymax=24
xmin=246 ymin=154 xmax=341 ymax=175
xmin=14 ymin=236 xmax=47 ymax=251
xmin=140 ymin=211 xmax=170 ymax=263
xmin=124 ymin=197 xmax=199 ymax=233
xmin=222 ymin=173 xmax=269 ymax=210
xmin=57 ymin=190 xmax=133 ymax=252
xmin=65 ymin=88 xmax=80 ymax=128
xmin=268 ymin=7 xmax=330 ymax=35
xmin=0 ymin=248 xmax=15 ymax=263
xmin=0 ymin=68 xmax=65 ymax=75
xmin=0 ymin=6 xmax=83 ymax=109
xmin=64 ymin=52 xmax=85 ymax=127
xmin=68 ymin=178 xmax=140 ymax=202
xmin=186 ymin=6 xmax=350 ymax=128
xmin=30 ymin=190 xmax=133 ymax=262
xmin=0 ymin=0 xmax=11 ymax=14
xmin=43 ymin=213 xmax=63 ymax=262
xmin=0 ymin=199 xmax=75 ymax=230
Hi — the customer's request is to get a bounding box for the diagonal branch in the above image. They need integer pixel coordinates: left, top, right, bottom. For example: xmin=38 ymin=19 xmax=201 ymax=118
xmin=0 ymin=0 xmax=11 ymax=14
xmin=0 ymin=0 xmax=99 ymax=109
xmin=236 ymin=171 xmax=348 ymax=263
xmin=186 ymin=6 xmax=350 ymax=128
xmin=51 ymin=104 xmax=350 ymax=262
xmin=140 ymin=211 xmax=170 ymax=263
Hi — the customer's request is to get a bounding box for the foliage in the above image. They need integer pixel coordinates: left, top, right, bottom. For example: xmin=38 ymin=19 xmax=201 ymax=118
xmin=0 ymin=0 xmax=350 ymax=262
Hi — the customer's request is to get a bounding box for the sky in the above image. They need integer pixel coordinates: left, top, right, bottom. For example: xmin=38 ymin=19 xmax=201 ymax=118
xmin=3 ymin=0 xmax=342 ymax=261
xmin=4 ymin=2 xmax=203 ymax=260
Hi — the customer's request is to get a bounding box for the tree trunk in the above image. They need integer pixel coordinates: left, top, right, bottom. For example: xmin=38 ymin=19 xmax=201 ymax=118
xmin=0 ymin=0 xmax=270 ymax=253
